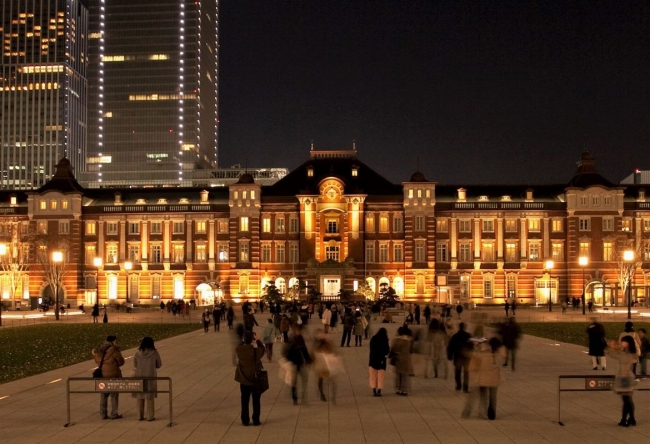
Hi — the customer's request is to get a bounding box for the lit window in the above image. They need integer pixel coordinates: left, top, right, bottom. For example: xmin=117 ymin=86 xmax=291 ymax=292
xmin=61 ymin=200 xmax=69 ymax=210
xmin=239 ymin=242 xmax=249 ymax=262
xmin=366 ymin=215 xmax=375 ymax=232
xmin=621 ymin=219 xmax=632 ymax=232
xmin=173 ymin=244 xmax=184 ymax=263
xmin=528 ymin=243 xmax=541 ymax=261
xmin=39 ymin=201 xmax=47 ymax=211
xmin=262 ymin=217 xmax=271 ymax=233
xmin=218 ymin=219 xmax=229 ymax=233
xmin=379 ymin=216 xmax=389 ymax=232
xmin=482 ymin=220 xmax=494 ymax=232
xmin=58 ymin=221 xmax=69 ymax=235
xmin=436 ymin=219 xmax=448 ymax=232
xmin=106 ymin=222 xmax=118 ymax=235
xmin=240 ymin=217 xmax=249 ymax=232
xmin=394 ymin=244 xmax=403 ymax=262
xmin=326 ymin=245 xmax=340 ymax=261
xmin=552 ymin=243 xmax=564 ymax=261
xmin=326 ymin=219 xmax=338 ymax=234
xmin=195 ymin=244 xmax=207 ymax=263
xmin=276 ymin=218 xmax=285 ymax=233
xmin=482 ymin=243 xmax=494 ymax=262
xmin=579 ymin=242 xmax=590 ymax=258
xmin=195 ymin=221 xmax=206 ymax=234
xmin=528 ymin=218 xmax=540 ymax=232
xmin=106 ymin=244 xmax=118 ymax=264
xmin=150 ymin=245 xmax=162 ymax=263
xmin=218 ymin=244 xmax=229 ymax=262
xmin=506 ymin=275 xmax=517 ymax=298
xmin=483 ymin=275 xmax=494 ymax=298
xmin=505 ymin=243 xmax=517 ymax=262
xmin=551 ymin=219 xmax=563 ymax=232
xmin=603 ymin=242 xmax=613 ymax=261
xmin=86 ymin=221 xmax=96 ymax=235
xmin=150 ymin=222 xmax=162 ymax=235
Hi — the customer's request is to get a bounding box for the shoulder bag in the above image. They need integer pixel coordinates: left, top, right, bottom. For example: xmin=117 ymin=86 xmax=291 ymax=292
xmin=254 ymin=348 xmax=269 ymax=393
xmin=92 ymin=349 xmax=107 ymax=378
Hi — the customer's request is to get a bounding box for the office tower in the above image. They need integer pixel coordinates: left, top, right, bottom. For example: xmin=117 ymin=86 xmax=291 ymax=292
xmin=87 ymin=0 xmax=219 ymax=186
xmin=0 ymin=0 xmax=88 ymax=189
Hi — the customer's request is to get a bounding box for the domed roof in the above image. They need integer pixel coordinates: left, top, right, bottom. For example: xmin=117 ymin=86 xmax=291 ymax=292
xmin=409 ymin=171 xmax=428 ymax=182
xmin=237 ymin=173 xmax=255 ymax=184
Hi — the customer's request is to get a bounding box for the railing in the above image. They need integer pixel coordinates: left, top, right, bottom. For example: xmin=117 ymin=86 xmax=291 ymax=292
xmin=443 ymin=201 xmax=566 ymax=211
xmin=64 ymin=376 xmax=173 ymax=427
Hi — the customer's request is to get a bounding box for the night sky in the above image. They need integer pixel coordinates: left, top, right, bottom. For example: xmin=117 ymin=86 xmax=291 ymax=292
xmin=218 ymin=0 xmax=650 ymax=185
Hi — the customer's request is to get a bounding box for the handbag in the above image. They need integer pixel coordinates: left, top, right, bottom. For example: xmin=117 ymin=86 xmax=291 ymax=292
xmin=253 ymin=349 xmax=269 ymax=393
xmin=92 ymin=349 xmax=107 ymax=378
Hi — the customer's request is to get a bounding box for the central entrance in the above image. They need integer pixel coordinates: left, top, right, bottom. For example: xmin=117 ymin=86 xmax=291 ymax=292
xmin=321 ymin=275 xmax=341 ymax=297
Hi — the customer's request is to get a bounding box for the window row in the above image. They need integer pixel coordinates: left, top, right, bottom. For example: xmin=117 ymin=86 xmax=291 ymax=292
xmin=436 ymin=218 xmax=564 ymax=233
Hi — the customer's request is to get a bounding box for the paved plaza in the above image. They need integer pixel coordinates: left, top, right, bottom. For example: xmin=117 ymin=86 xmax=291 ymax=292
xmin=1 ymin=308 xmax=650 ymax=443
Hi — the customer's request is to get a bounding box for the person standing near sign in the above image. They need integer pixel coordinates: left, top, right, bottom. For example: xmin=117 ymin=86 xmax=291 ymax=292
xmin=607 ymin=336 xmax=638 ymax=427
xmin=93 ymin=335 xmax=125 ymax=419
xmin=587 ymin=318 xmax=607 ymax=370
xmin=235 ymin=331 xmax=266 ymax=426
xmin=132 ymin=336 xmax=162 ymax=421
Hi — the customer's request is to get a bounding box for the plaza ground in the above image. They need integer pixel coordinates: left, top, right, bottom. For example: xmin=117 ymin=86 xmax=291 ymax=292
xmin=1 ymin=307 xmax=650 ymax=443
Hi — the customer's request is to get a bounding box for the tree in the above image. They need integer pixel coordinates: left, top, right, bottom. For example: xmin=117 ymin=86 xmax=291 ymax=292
xmin=35 ymin=234 xmax=70 ymax=321
xmin=0 ymin=222 xmax=31 ymax=319
xmin=354 ymin=279 xmax=375 ymax=301
xmin=611 ymin=236 xmax=649 ymax=315
xmin=262 ymin=283 xmax=284 ymax=306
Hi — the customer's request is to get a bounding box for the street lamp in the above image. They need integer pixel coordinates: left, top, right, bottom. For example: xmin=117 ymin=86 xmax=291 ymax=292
xmin=52 ymin=251 xmax=63 ymax=320
xmin=579 ymin=256 xmax=588 ymax=315
xmin=93 ymin=257 xmax=103 ymax=304
xmin=545 ymin=259 xmax=554 ymax=312
xmin=124 ymin=261 xmax=133 ymax=303
xmin=0 ymin=243 xmax=5 ymax=326
xmin=624 ymin=250 xmax=635 ymax=320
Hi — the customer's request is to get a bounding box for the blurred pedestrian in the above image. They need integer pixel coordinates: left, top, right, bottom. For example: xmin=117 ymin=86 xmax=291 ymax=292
xmin=448 ymin=322 xmax=472 ymax=392
xmin=619 ymin=322 xmax=642 ymax=375
xmin=340 ymin=308 xmax=355 ymax=347
xmin=262 ymin=319 xmax=280 ymax=362
xmin=499 ymin=317 xmax=521 ymax=371
xmin=639 ymin=329 xmax=649 ymax=377
xmin=353 ymin=310 xmax=364 ymax=346
xmin=235 ymin=331 xmax=266 ymax=426
xmin=202 ymin=309 xmax=211 ymax=332
xmin=227 ymin=306 xmax=235 ymax=330
xmin=607 ymin=337 xmax=638 ymax=427
xmin=284 ymin=324 xmax=312 ymax=405
xmin=389 ymin=326 xmax=413 ymax=396
xmin=313 ymin=329 xmax=341 ymax=402
xmin=504 ymin=301 xmax=510 ymax=317
xmin=91 ymin=303 xmax=100 ymax=323
xmin=463 ymin=337 xmax=504 ymax=420
xmin=212 ymin=305 xmax=222 ymax=332
xmin=322 ymin=304 xmax=332 ymax=333
xmin=369 ymin=328 xmax=390 ymax=396
xmin=132 ymin=337 xmax=162 ymax=421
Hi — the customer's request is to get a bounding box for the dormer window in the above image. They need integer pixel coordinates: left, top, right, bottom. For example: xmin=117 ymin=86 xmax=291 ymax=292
xmin=307 ymin=166 xmax=314 ymax=177
xmin=179 ymin=198 xmax=190 ymax=204
xmin=351 ymin=166 xmax=358 ymax=177
xmin=9 ymin=195 xmax=17 ymax=206
xmin=251 ymin=191 xmax=255 ymax=199
xmin=157 ymin=198 xmax=167 ymax=205
xmin=39 ymin=200 xmax=47 ymax=210
xmin=61 ymin=200 xmax=69 ymax=210
xmin=457 ymin=188 xmax=466 ymax=201
xmin=233 ymin=191 xmax=239 ymax=199
xmin=478 ymin=195 xmax=489 ymax=202
xmin=501 ymin=195 xmax=511 ymax=202
xmin=135 ymin=199 xmax=147 ymax=205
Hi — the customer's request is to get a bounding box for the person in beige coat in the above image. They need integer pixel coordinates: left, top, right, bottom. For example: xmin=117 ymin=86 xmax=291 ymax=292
xmin=132 ymin=336 xmax=162 ymax=421
xmin=462 ymin=337 xmax=504 ymax=420
xmin=93 ymin=335 xmax=125 ymax=419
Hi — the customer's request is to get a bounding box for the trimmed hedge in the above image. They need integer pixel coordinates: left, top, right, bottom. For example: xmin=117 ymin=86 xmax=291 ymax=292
xmin=520 ymin=322 xmax=650 ymax=347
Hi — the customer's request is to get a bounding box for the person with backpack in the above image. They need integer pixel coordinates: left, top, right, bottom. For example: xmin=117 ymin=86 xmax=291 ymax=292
xmin=447 ymin=322 xmax=473 ymax=392
xmin=235 ymin=331 xmax=266 ymax=426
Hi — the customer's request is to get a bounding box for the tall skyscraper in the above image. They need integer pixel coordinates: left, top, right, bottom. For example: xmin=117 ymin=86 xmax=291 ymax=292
xmin=87 ymin=0 xmax=219 ymax=186
xmin=0 ymin=0 xmax=88 ymax=189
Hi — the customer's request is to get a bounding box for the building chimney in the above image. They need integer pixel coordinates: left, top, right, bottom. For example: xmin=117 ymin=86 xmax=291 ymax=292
xmin=114 ymin=192 xmax=122 ymax=205
xmin=525 ymin=189 xmax=534 ymax=201
xmin=457 ymin=188 xmax=466 ymax=202
xmin=200 ymin=190 xmax=209 ymax=203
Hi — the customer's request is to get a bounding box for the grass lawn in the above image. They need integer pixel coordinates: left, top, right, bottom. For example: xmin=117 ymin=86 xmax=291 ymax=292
xmin=520 ymin=322 xmax=650 ymax=347
xmin=0 ymin=323 xmax=202 ymax=384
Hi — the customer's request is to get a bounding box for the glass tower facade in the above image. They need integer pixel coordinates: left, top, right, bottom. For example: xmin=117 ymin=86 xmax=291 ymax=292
xmin=0 ymin=0 xmax=88 ymax=189
xmin=87 ymin=0 xmax=219 ymax=185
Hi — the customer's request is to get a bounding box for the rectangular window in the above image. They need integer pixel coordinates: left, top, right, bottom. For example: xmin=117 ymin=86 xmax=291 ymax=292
xmin=602 ymin=217 xmax=614 ymax=231
xmin=218 ymin=244 xmax=229 ymax=262
xmin=459 ymin=244 xmax=471 ymax=262
xmin=106 ymin=222 xmax=118 ymax=235
xmin=173 ymin=244 xmax=184 ymax=263
xmin=326 ymin=246 xmax=340 ymax=261
xmin=604 ymin=196 xmax=612 ymax=206
xmin=621 ymin=219 xmax=632 ymax=232
xmin=289 ymin=243 xmax=299 ymax=263
xmin=551 ymin=243 xmax=564 ymax=261
xmin=261 ymin=244 xmax=271 ymax=262
xmin=151 ymin=275 xmax=161 ymax=299
xmin=505 ymin=219 xmax=518 ymax=233
xmin=528 ymin=218 xmax=540 ymax=232
xmin=505 ymin=243 xmax=517 ymax=262
xmin=551 ymin=219 xmax=563 ymax=232
xmin=276 ymin=244 xmax=285 ymax=263
xmin=85 ymin=245 xmax=97 ymax=265
xmin=644 ymin=219 xmax=650 ymax=232
xmin=50 ymin=200 xmax=58 ymax=210
xmin=240 ymin=217 xmax=249 ymax=232
xmin=579 ymin=242 xmax=590 ymax=258
xmin=408 ymin=189 xmax=414 ymax=199
xmin=365 ymin=243 xmax=375 ymax=262
xmin=580 ymin=196 xmax=588 ymax=206
xmin=379 ymin=244 xmax=389 ymax=262
xmin=239 ymin=242 xmax=249 ymax=262
xmin=394 ymin=244 xmax=403 ymax=262
xmin=128 ymin=244 xmax=140 ymax=262
xmin=460 ymin=275 xmax=470 ymax=299
xmin=528 ymin=243 xmax=541 ymax=261
xmin=150 ymin=245 xmax=162 ymax=263
xmin=289 ymin=216 xmax=299 ymax=233
xmin=393 ymin=215 xmax=403 ymax=233
xmin=326 ymin=220 xmax=338 ymax=234
xmin=379 ymin=216 xmax=389 ymax=233
xmin=459 ymin=220 xmax=471 ymax=233
xmin=262 ymin=217 xmax=271 ymax=233
xmin=150 ymin=222 xmax=162 ymax=234
xmin=86 ymin=221 xmax=96 ymax=235
xmin=592 ymin=196 xmax=599 ymax=206
xmin=436 ymin=219 xmax=448 ymax=232
xmin=579 ymin=218 xmax=591 ymax=231
xmin=366 ymin=215 xmax=375 ymax=232
xmin=276 ymin=217 xmax=285 ymax=233
xmin=483 ymin=275 xmax=493 ymax=298
xmin=218 ymin=219 xmax=229 ymax=233
xmin=482 ymin=220 xmax=494 ymax=232
xmin=644 ymin=244 xmax=650 ymax=262
xmin=436 ymin=243 xmax=448 ymax=262
xmin=415 ymin=240 xmax=425 ymax=262
xmin=58 ymin=221 xmax=69 ymax=234
xmin=415 ymin=215 xmax=425 ymax=231
xmin=106 ymin=244 xmax=118 ymax=264
xmin=39 ymin=201 xmax=47 ymax=211
xmin=482 ymin=243 xmax=494 ymax=262
xmin=129 ymin=222 xmax=140 ymax=235
xmin=603 ymin=242 xmax=613 ymax=262
xmin=195 ymin=221 xmax=206 ymax=234
xmin=195 ymin=244 xmax=207 ymax=262
xmin=173 ymin=222 xmax=184 ymax=234
xmin=61 ymin=200 xmax=69 ymax=210
xmin=506 ymin=275 xmax=517 ymax=298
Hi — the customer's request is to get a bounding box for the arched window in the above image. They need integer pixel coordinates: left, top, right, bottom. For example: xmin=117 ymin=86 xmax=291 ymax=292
xmin=393 ymin=277 xmax=404 ymax=296
xmin=366 ymin=277 xmax=376 ymax=295
xmin=276 ymin=277 xmax=286 ymax=294
xmin=261 ymin=277 xmax=272 ymax=292
xmin=288 ymin=277 xmax=299 ymax=290
xmin=239 ymin=275 xmax=249 ymax=294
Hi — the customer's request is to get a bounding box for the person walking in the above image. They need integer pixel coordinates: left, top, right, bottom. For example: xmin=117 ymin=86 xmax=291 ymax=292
xmin=202 ymin=309 xmax=211 ymax=332
xmin=389 ymin=327 xmax=413 ymax=396
xmin=91 ymin=303 xmax=100 ymax=323
xmin=353 ymin=311 xmax=364 ymax=346
xmin=235 ymin=331 xmax=266 ymax=426
xmin=423 ymin=304 xmax=431 ymax=325
xmin=322 ymin=304 xmax=332 ymax=333
xmin=243 ymin=308 xmax=259 ymax=333
xmin=340 ymin=308 xmax=355 ymax=347
xmin=499 ymin=317 xmax=521 ymax=371
xmin=455 ymin=302 xmax=463 ymax=320
xmin=463 ymin=337 xmax=504 ymax=420
xmin=587 ymin=318 xmax=607 ymax=370
xmin=504 ymin=301 xmax=510 ymax=317
xmin=132 ymin=337 xmax=162 ymax=421
xmin=313 ymin=330 xmax=341 ymax=402
xmin=638 ymin=328 xmax=650 ymax=377
xmin=511 ymin=300 xmax=517 ymax=316
xmin=330 ymin=305 xmax=339 ymax=333
xmin=212 ymin=305 xmax=222 ymax=332
xmin=93 ymin=335 xmax=125 ymax=419
xmin=284 ymin=324 xmax=312 ymax=405
xmin=280 ymin=314 xmax=291 ymax=343
xmin=414 ymin=304 xmax=421 ymax=325
xmin=227 ymin=306 xmax=235 ymax=330
xmin=369 ymin=328 xmax=390 ymax=396
xmin=448 ymin=322 xmax=472 ymax=392
xmin=262 ymin=318 xmax=280 ymax=362
xmin=607 ymin=336 xmax=638 ymax=427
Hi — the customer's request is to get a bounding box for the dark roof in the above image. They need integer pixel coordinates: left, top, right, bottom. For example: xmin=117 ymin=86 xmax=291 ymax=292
xmin=435 ymin=184 xmax=566 ymax=201
xmin=82 ymin=186 xmax=230 ymax=206
xmin=409 ymin=171 xmax=429 ymax=182
xmin=264 ymin=156 xmax=402 ymax=197
xmin=37 ymin=158 xmax=85 ymax=193
xmin=236 ymin=173 xmax=255 ymax=184
xmin=566 ymin=150 xmax=617 ymax=189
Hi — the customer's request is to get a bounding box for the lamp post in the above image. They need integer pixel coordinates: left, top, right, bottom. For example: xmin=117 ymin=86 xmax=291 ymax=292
xmin=52 ymin=251 xmax=63 ymax=320
xmin=624 ymin=250 xmax=635 ymax=320
xmin=545 ymin=259 xmax=554 ymax=312
xmin=124 ymin=261 xmax=133 ymax=303
xmin=579 ymin=256 xmax=588 ymax=315
xmin=0 ymin=243 xmax=5 ymax=326
xmin=93 ymin=257 xmax=103 ymax=304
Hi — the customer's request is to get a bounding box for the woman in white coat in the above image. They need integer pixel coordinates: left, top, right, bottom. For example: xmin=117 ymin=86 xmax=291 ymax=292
xmin=132 ymin=336 xmax=162 ymax=421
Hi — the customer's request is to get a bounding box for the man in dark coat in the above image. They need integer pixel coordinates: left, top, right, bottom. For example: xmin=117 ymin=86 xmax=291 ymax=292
xmin=447 ymin=322 xmax=472 ymax=392
xmin=587 ymin=318 xmax=607 ymax=370
xmin=212 ymin=305 xmax=222 ymax=332
xmin=499 ymin=317 xmax=522 ymax=371
xmin=244 ymin=310 xmax=259 ymax=333
xmin=340 ymin=308 xmax=356 ymax=347
xmin=414 ymin=304 xmax=421 ymax=325
xmin=235 ymin=331 xmax=266 ymax=426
